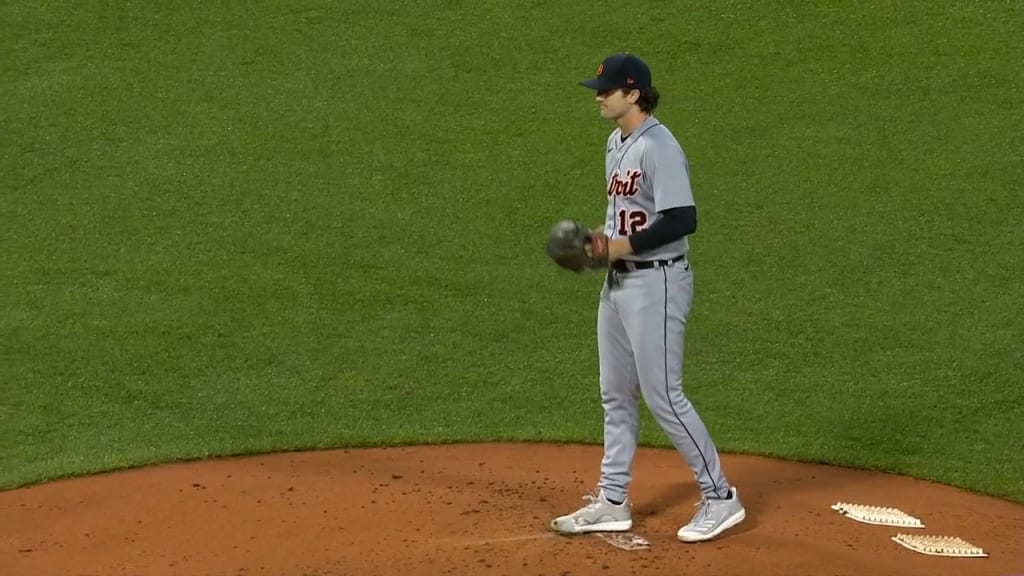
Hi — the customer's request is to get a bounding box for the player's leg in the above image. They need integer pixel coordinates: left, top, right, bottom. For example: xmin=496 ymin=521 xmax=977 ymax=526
xmin=619 ymin=262 xmax=744 ymax=541
xmin=619 ymin=262 xmax=728 ymax=497
xmin=550 ymin=276 xmax=637 ymax=534
xmin=595 ymin=275 xmax=642 ymax=505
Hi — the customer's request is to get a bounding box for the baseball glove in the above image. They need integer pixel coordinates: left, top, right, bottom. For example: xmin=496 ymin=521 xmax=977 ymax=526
xmin=545 ymin=219 xmax=609 ymax=273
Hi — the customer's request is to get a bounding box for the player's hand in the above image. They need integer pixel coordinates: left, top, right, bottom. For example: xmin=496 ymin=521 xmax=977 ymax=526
xmin=586 ymin=233 xmax=609 ymax=260
xmin=585 ymin=235 xmax=631 ymax=262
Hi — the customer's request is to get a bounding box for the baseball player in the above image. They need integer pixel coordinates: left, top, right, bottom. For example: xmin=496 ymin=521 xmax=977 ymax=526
xmin=550 ymin=52 xmax=746 ymax=543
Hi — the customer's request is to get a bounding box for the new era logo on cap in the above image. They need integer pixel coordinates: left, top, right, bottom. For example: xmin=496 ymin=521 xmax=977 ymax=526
xmin=580 ymin=52 xmax=652 ymax=92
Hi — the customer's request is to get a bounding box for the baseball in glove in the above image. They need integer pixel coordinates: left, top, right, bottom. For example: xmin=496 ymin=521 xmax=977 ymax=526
xmin=545 ymin=219 xmax=609 ymax=272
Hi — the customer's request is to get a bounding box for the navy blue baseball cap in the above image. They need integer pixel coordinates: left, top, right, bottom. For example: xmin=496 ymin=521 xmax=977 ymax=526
xmin=580 ymin=52 xmax=652 ymax=91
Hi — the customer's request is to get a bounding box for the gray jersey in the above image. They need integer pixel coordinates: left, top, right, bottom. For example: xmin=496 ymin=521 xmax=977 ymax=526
xmin=603 ymin=115 xmax=695 ymax=261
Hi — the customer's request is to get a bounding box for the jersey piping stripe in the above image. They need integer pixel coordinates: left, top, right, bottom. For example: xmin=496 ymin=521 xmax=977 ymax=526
xmin=661 ymin=265 xmax=722 ymax=499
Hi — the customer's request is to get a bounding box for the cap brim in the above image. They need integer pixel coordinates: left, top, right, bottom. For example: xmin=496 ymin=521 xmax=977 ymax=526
xmin=580 ymin=77 xmax=617 ymax=90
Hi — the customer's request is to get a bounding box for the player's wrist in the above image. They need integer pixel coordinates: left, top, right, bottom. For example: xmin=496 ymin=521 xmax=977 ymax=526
xmin=609 ymin=237 xmax=634 ymax=260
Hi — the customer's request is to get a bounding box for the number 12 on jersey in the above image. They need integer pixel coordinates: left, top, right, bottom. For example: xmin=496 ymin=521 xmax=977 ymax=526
xmin=617 ymin=209 xmax=648 ymax=236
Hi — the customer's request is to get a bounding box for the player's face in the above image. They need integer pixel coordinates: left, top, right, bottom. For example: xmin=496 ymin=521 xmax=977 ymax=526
xmin=595 ymin=89 xmax=637 ymax=120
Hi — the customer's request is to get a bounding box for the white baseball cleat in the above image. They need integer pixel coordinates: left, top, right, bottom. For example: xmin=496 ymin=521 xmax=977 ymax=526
xmin=676 ymin=487 xmax=746 ymax=543
xmin=550 ymin=490 xmax=633 ymax=534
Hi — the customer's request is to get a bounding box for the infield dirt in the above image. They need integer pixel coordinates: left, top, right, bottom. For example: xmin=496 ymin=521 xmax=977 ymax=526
xmin=3 ymin=443 xmax=1022 ymax=575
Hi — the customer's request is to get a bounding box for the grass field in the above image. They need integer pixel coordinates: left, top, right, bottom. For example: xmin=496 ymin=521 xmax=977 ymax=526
xmin=3 ymin=1 xmax=1022 ymax=501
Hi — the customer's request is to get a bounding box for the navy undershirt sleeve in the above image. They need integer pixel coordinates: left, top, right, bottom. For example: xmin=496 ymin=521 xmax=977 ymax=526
xmin=627 ymin=205 xmax=696 ymax=255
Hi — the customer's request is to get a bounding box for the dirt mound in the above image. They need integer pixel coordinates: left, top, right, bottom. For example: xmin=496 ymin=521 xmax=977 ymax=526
xmin=3 ymin=443 xmax=1021 ymax=575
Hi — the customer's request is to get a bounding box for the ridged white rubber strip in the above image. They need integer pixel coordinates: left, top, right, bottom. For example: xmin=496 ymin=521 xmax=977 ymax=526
xmin=830 ymin=502 xmax=925 ymax=527
xmin=891 ymin=533 xmax=988 ymax=557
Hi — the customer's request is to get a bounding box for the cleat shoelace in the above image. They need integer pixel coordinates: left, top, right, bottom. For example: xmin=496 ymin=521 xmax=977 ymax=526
xmin=688 ymin=499 xmax=715 ymax=528
xmin=581 ymin=492 xmax=601 ymax=509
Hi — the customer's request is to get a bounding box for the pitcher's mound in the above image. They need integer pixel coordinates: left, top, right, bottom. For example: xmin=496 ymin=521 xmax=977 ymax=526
xmin=2 ymin=443 xmax=1021 ymax=575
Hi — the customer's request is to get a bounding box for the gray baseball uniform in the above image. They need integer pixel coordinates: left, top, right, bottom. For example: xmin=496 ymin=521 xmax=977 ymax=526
xmin=596 ymin=115 xmax=732 ymax=503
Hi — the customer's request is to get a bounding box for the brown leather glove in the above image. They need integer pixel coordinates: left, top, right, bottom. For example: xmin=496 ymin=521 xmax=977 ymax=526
xmin=545 ymin=219 xmax=608 ymax=273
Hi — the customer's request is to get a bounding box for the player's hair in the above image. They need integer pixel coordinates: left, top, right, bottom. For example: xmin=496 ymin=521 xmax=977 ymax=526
xmin=635 ymin=86 xmax=660 ymax=114
xmin=619 ymin=86 xmax=660 ymax=114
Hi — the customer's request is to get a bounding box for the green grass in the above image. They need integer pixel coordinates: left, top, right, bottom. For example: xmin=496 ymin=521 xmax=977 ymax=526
xmin=3 ymin=1 xmax=1022 ymax=501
